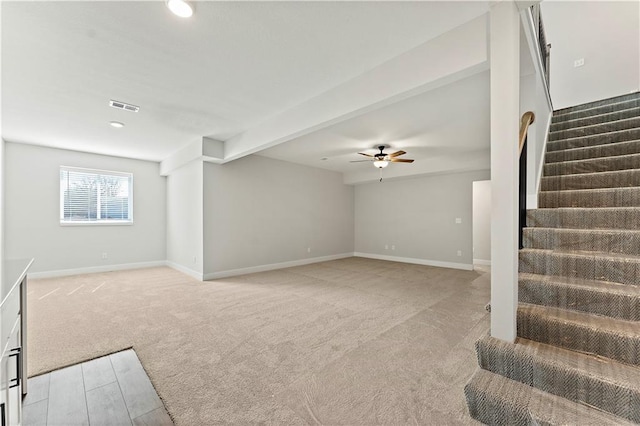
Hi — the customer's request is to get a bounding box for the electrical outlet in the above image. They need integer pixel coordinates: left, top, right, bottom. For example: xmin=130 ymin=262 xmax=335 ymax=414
xmin=457 ymin=250 xmax=462 ymax=257
xmin=102 ymin=252 xmax=108 ymax=259
xmin=307 ymin=247 xmax=311 ymax=253
xmin=574 ymin=58 xmax=585 ymax=67
xmin=455 ymin=218 xmax=462 ymax=224
xmin=193 ymin=256 xmax=197 ymax=264
xmin=385 ymin=245 xmax=389 ymax=250
xmin=391 ymin=245 xmax=396 ymax=250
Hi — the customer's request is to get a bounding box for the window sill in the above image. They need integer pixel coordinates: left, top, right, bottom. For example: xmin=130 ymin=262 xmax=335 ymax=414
xmin=60 ymin=221 xmax=134 ymax=227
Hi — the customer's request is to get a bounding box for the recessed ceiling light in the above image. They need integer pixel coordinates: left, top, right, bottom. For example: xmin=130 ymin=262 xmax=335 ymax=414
xmin=167 ymin=0 xmax=194 ymax=18
xmin=109 ymin=121 xmax=125 ymax=128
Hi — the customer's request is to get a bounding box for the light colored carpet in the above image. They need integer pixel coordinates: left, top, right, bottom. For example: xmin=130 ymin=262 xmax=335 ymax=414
xmin=28 ymin=257 xmax=489 ymax=425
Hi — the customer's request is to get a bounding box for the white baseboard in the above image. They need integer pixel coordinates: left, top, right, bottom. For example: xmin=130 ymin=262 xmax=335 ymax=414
xmin=473 ymin=258 xmax=491 ymax=266
xmin=353 ymin=252 xmax=473 ymax=271
xmin=28 ymin=261 xmax=167 ymax=279
xmin=27 ymin=252 xmax=473 ymax=280
xmin=204 ymin=253 xmax=354 ymax=280
xmin=165 ymin=261 xmax=204 ymax=281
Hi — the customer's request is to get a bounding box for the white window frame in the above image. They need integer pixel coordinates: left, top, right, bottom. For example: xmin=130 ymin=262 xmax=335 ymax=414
xmin=60 ymin=166 xmax=134 ymax=226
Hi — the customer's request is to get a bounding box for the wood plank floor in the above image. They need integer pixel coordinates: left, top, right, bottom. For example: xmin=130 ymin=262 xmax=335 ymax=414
xmin=23 ymin=349 xmax=173 ymax=426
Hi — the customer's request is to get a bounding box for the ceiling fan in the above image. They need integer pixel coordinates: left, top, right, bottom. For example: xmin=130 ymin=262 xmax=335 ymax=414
xmin=351 ymin=145 xmax=415 ymax=169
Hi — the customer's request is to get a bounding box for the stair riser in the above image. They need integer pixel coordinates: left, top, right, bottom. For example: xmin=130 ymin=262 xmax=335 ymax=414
xmin=549 ymin=117 xmax=640 ymax=142
xmin=476 ymin=338 xmax=640 ymax=422
xmin=465 ymin=370 xmax=634 ymax=426
xmin=554 ymin=92 xmax=640 ymax=115
xmin=553 ymin=99 xmax=640 ymax=123
xmin=464 ymin=380 xmax=534 ymax=426
xmin=517 ymin=308 xmax=640 ymax=366
xmin=527 ymin=208 xmax=640 ymax=230
xmin=519 ymin=251 xmax=640 ymax=286
xmin=541 ymin=170 xmax=640 ymax=191
xmin=551 ymin=107 xmax=640 ymax=132
xmin=519 ymin=279 xmax=640 ymax=321
xmin=547 ymin=128 xmax=640 ymax=152
xmin=545 ymin=140 xmax=640 ymax=164
xmin=543 ymin=154 xmax=640 ymax=177
xmin=523 ymin=228 xmax=640 ymax=254
xmin=539 ymin=188 xmax=640 ymax=208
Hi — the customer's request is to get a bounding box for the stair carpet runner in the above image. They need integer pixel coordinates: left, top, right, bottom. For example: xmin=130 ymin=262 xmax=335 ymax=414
xmin=465 ymin=91 xmax=640 ymax=425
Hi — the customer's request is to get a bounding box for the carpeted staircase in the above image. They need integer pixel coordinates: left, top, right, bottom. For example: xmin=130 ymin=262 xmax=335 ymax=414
xmin=465 ymin=91 xmax=640 ymax=425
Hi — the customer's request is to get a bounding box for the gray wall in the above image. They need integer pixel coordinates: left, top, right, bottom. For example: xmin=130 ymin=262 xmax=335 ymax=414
xmin=472 ymin=180 xmax=491 ymax=264
xmin=541 ymin=1 xmax=640 ymax=109
xmin=355 ymin=170 xmax=490 ymax=269
xmin=203 ymin=155 xmax=354 ymax=277
xmin=4 ymin=143 xmax=166 ymax=275
xmin=166 ymin=160 xmax=203 ymax=278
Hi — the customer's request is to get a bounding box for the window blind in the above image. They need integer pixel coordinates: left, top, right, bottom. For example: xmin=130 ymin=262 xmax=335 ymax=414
xmin=60 ymin=167 xmax=133 ymax=223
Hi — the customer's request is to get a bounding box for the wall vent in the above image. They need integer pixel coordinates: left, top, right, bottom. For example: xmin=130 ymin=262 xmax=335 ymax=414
xmin=109 ymin=100 xmax=140 ymax=113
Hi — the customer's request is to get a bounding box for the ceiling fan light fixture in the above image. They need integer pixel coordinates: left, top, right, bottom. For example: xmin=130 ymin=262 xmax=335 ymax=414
xmin=167 ymin=0 xmax=194 ymax=18
xmin=373 ymin=160 xmax=389 ymax=168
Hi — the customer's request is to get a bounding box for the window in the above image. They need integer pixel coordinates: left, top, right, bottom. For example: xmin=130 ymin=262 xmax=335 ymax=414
xmin=60 ymin=167 xmax=133 ymax=224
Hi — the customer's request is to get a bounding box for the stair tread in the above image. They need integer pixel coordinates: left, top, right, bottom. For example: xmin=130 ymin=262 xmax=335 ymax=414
xmin=551 ymin=106 xmax=640 ymax=129
xmin=545 ymin=139 xmax=640 ymax=163
xmin=549 ymin=116 xmax=640 ymax=138
xmin=465 ymin=369 xmax=634 ymax=426
xmin=540 ymin=186 xmax=640 ymax=194
xmin=482 ymin=335 xmax=640 ymax=392
xmin=540 ymin=169 xmax=640 ymax=191
xmin=553 ymin=99 xmax=640 ymax=123
xmin=476 ymin=335 xmax=640 ymax=422
xmin=546 ymin=151 xmax=640 ymax=167
xmin=547 ymin=128 xmax=640 ymax=147
xmin=519 ymin=302 xmax=640 ymax=338
xmin=524 ymin=227 xmax=640 ymax=236
xmin=521 ymin=247 xmax=640 ymax=261
xmin=544 ymin=161 xmax=640 ymax=178
xmin=554 ymin=92 xmax=640 ymax=116
xmin=542 ymin=168 xmax=640 ymax=180
xmin=527 ymin=207 xmax=640 ymax=230
xmin=530 ymin=206 xmax=640 ymax=212
xmin=519 ymin=272 xmax=640 ymax=297
xmin=523 ymin=226 xmax=640 ymax=255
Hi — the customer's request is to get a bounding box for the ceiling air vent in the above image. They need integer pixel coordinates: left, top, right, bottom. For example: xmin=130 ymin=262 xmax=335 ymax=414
xmin=109 ymin=100 xmax=140 ymax=113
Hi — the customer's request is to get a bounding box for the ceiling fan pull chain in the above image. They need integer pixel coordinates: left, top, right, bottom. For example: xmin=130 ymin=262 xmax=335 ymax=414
xmin=379 ymin=167 xmax=383 ymax=182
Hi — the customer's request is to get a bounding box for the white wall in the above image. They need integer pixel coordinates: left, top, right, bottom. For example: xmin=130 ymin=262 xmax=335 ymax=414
xmin=530 ymin=74 xmax=553 ymax=208
xmin=472 ymin=180 xmax=491 ymax=265
xmin=166 ymin=160 xmax=203 ymax=279
xmin=520 ymin=72 xmax=538 ymax=207
xmin=354 ymin=170 xmax=490 ymax=270
xmin=520 ymin=5 xmax=554 ymax=209
xmin=541 ymin=0 xmax=640 ymax=109
xmin=0 ymin=140 xmax=4 ymax=266
xmin=4 ymin=143 xmax=166 ymax=275
xmin=203 ymin=155 xmax=354 ymax=278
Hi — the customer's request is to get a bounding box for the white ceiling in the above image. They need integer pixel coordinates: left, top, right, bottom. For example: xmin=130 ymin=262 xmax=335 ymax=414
xmin=1 ymin=1 xmax=489 ymax=163
xmin=259 ymin=70 xmax=490 ymax=183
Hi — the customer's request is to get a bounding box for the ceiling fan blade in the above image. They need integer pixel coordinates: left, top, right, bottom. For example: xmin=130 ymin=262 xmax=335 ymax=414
xmin=388 ymin=150 xmax=406 ymax=158
xmin=390 ymin=158 xmax=414 ymax=163
xmin=350 ymin=160 xmax=373 ymax=163
xmin=358 ymin=152 xmax=374 ymax=157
